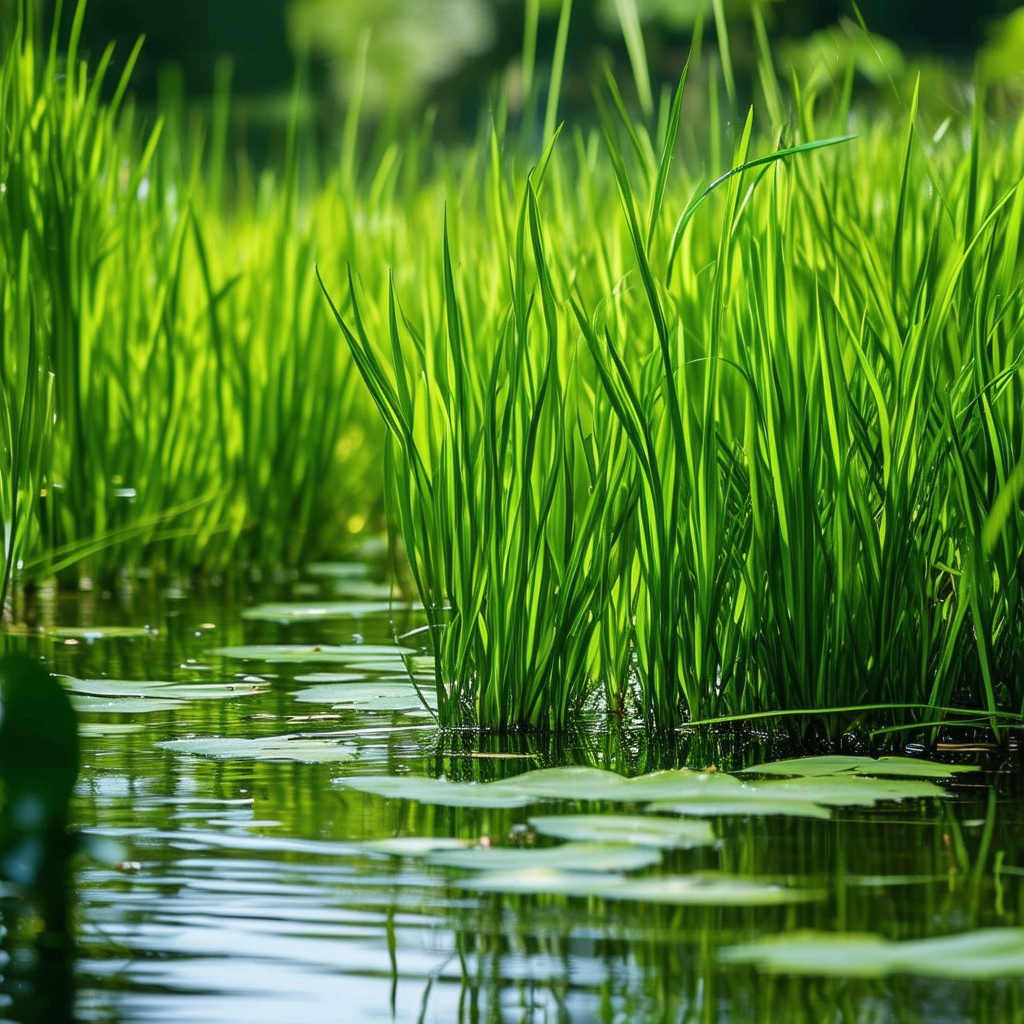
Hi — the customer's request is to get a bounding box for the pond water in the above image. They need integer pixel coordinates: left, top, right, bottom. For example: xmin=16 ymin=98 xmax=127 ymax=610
xmin=2 ymin=556 xmax=1024 ymax=1024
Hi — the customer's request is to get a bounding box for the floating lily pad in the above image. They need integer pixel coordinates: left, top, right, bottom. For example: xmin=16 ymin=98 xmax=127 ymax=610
xmin=622 ymin=771 xmax=746 ymax=801
xmin=426 ymin=841 xmax=662 ymax=873
xmin=720 ymin=928 xmax=1024 ymax=978
xmin=210 ymin=644 xmax=413 ymax=665
xmin=845 ymin=874 xmax=947 ymax=887
xmin=528 ymin=814 xmax=716 ymax=848
xmin=72 ymin=695 xmax=184 ymax=714
xmin=50 ymin=626 xmax=154 ymax=640
xmin=292 ymin=682 xmax=436 ymax=712
xmin=241 ymin=601 xmax=416 ymax=623
xmin=649 ymin=774 xmax=943 ymax=816
xmin=362 ymin=837 xmax=473 ymax=856
xmin=597 ymin=874 xmax=825 ymax=906
xmin=158 ymin=734 xmax=359 ymax=763
xmin=334 ymin=764 xmax=944 ymax=814
xmin=648 ymin=797 xmax=832 ymax=820
xmin=747 ymin=775 xmax=947 ymax=806
xmin=455 ymin=868 xmax=626 ymax=896
xmin=482 ymin=765 xmax=633 ymax=800
xmin=334 ymin=775 xmax=532 ymax=809
xmin=78 ymin=722 xmax=147 ymax=737
xmin=62 ymin=677 xmax=269 ymax=701
xmin=304 ymin=562 xmax=370 ymax=579
xmin=459 ymin=870 xmax=823 ymax=905
xmin=743 ymin=755 xmax=979 ymax=780
xmin=328 ymin=581 xmax=400 ymax=601
xmin=293 ymin=672 xmax=366 ymax=684
xmin=334 ymin=767 xmax=754 ymax=810
xmin=499 ymin=767 xmax=745 ymax=803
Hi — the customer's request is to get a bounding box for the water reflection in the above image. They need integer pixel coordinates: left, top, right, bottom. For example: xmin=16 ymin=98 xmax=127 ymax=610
xmin=1 ymin=655 xmax=80 ymax=1024
xmin=2 ymin=566 xmax=1023 ymax=1022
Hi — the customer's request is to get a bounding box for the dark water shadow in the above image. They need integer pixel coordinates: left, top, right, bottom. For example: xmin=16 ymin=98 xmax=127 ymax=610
xmin=1 ymin=653 xmax=80 ymax=1024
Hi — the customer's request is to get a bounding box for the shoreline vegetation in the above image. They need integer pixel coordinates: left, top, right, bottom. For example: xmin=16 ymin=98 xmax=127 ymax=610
xmin=2 ymin=1 xmax=1022 ymax=734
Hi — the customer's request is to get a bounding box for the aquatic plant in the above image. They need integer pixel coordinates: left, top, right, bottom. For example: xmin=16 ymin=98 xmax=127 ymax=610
xmin=323 ymin=12 xmax=1024 ymax=730
xmin=1 ymin=0 xmax=1022 ymax=737
xmin=0 ymin=0 xmax=381 ymax=591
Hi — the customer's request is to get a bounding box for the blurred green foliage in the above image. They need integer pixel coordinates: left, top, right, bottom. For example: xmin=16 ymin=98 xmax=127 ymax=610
xmin=32 ymin=0 xmax=1024 ymax=124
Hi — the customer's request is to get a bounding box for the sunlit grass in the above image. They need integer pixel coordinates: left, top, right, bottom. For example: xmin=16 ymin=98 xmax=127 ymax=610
xmin=1 ymin=1 xmax=1022 ymax=736
xmin=321 ymin=18 xmax=1024 ymax=732
xmin=0 ymin=1 xmax=382 ymax=590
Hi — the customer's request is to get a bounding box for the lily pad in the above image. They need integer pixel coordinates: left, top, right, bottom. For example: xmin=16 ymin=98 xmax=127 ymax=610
xmin=334 ymin=775 xmax=532 ymax=809
xmin=743 ymin=755 xmax=979 ymax=780
xmin=597 ymin=874 xmax=825 ymax=906
xmin=78 ymin=722 xmax=147 ymax=737
xmin=62 ymin=677 xmax=269 ymax=701
xmin=647 ymin=797 xmax=832 ymax=820
xmin=622 ymin=770 xmax=746 ymax=801
xmin=720 ymin=928 xmax=1024 ymax=978
xmin=362 ymin=837 xmax=473 ymax=857
xmin=72 ymin=695 xmax=184 ymax=714
xmin=293 ymin=672 xmax=366 ymax=684
xmin=158 ymin=734 xmax=359 ymax=763
xmin=498 ymin=767 xmax=745 ymax=803
xmin=459 ymin=870 xmax=823 ymax=905
xmin=50 ymin=626 xmax=154 ymax=640
xmin=328 ymin=581 xmax=400 ymax=601
xmin=292 ymin=682 xmax=436 ymax=712
xmin=334 ymin=764 xmax=944 ymax=814
xmin=210 ymin=644 xmax=412 ymax=665
xmin=528 ymin=814 xmax=716 ymax=848
xmin=747 ymin=775 xmax=947 ymax=806
xmin=241 ymin=601 xmax=416 ymax=622
xmin=304 ymin=562 xmax=369 ymax=579
xmin=464 ymin=770 xmax=630 ymax=798
xmin=426 ymin=841 xmax=662 ymax=873
xmin=455 ymin=868 xmax=627 ymax=896
xmin=486 ymin=765 xmax=634 ymax=801
xmin=649 ymin=775 xmax=943 ymax=816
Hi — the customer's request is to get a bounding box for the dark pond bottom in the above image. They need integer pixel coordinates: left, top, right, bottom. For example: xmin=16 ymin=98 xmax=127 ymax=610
xmin=2 ymin=559 xmax=1023 ymax=1023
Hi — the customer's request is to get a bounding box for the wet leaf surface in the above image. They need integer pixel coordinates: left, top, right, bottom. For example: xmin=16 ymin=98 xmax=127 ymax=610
xmin=528 ymin=814 xmax=716 ymax=848
xmin=157 ymin=734 xmax=359 ymax=763
xmin=241 ymin=601 xmax=417 ymax=622
xmin=425 ymin=841 xmax=663 ymax=873
xmin=721 ymin=928 xmax=1024 ymax=977
xmin=647 ymin=797 xmax=833 ymax=819
xmin=63 ymin=677 xmax=269 ymax=701
xmin=292 ymin=682 xmax=436 ymax=712
xmin=743 ymin=755 xmax=980 ymax=779
xmin=459 ymin=870 xmax=825 ymax=904
xmin=210 ymin=644 xmax=414 ymax=666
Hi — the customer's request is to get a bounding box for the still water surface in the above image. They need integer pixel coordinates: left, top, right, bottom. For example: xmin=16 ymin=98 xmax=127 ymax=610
xmin=3 ymin=558 xmax=1024 ymax=1023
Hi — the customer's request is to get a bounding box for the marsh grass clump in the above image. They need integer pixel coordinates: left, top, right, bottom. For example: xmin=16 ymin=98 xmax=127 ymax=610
xmin=0 ymin=0 xmax=382 ymax=595
xmin=322 ymin=43 xmax=1024 ymax=732
xmin=1 ymin=0 xmax=1022 ymax=736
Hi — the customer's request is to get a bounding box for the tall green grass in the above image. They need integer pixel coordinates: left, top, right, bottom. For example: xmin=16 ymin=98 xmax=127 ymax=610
xmin=0 ymin=0 xmax=382 ymax=595
xmin=2 ymin=0 xmax=1022 ymax=736
xmin=322 ymin=24 xmax=1024 ymax=731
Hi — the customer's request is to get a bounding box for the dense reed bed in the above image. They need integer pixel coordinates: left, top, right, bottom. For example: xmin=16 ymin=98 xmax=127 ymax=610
xmin=322 ymin=19 xmax=1024 ymax=731
xmin=2 ymin=1 xmax=1022 ymax=732
xmin=0 ymin=0 xmax=382 ymax=595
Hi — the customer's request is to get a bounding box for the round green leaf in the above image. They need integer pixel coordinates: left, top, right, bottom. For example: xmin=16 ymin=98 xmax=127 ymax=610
xmin=158 ymin=734 xmax=359 ymax=763
xmin=528 ymin=814 xmax=716 ymax=848
xmin=426 ymin=841 xmax=662 ymax=873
